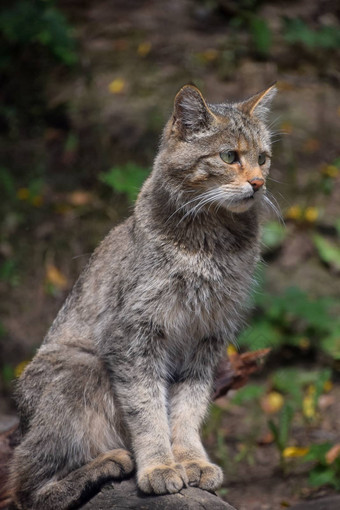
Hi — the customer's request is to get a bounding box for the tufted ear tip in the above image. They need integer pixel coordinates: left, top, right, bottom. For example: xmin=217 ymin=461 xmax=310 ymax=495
xmin=238 ymin=83 xmax=277 ymax=120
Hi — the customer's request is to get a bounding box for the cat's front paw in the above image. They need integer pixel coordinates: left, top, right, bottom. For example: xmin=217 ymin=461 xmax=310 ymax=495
xmin=138 ymin=463 xmax=188 ymax=494
xmin=182 ymin=460 xmax=223 ymax=491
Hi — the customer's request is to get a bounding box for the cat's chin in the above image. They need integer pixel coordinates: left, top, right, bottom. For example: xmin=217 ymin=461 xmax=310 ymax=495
xmin=225 ymin=197 xmax=256 ymax=214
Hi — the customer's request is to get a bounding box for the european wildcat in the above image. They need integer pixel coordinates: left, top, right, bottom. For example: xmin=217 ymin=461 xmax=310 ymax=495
xmin=10 ymin=83 xmax=276 ymax=509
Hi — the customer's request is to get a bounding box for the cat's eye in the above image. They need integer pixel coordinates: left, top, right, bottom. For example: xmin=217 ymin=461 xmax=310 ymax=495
xmin=220 ymin=150 xmax=238 ymax=164
xmin=258 ymin=153 xmax=266 ymax=165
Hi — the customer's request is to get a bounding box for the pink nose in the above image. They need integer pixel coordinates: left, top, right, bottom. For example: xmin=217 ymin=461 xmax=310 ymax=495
xmin=248 ymin=178 xmax=264 ymax=192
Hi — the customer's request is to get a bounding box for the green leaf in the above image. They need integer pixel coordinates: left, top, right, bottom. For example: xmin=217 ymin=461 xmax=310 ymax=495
xmin=0 ymin=1 xmax=77 ymax=65
xmin=278 ymin=403 xmax=294 ymax=450
xmin=335 ymin=218 xmax=340 ymax=238
xmin=304 ymin=442 xmax=333 ymax=463
xmin=272 ymin=368 xmax=332 ymax=408
xmin=322 ymin=330 xmax=340 ymax=360
xmin=262 ymin=221 xmax=286 ymax=250
xmin=0 ymin=259 xmax=19 ymax=286
xmin=272 ymin=368 xmax=303 ymax=403
xmin=309 ymin=466 xmax=340 ymax=489
xmin=268 ymin=419 xmax=281 ymax=450
xmin=238 ymin=320 xmax=282 ymax=349
xmin=314 ymin=369 xmax=332 ymax=403
xmin=1 ymin=364 xmax=15 ymax=384
xmin=313 ymin=234 xmax=340 ymax=271
xmin=268 ymin=403 xmax=294 ymax=452
xmin=249 ymin=16 xmax=272 ymax=55
xmin=284 ymin=18 xmax=340 ymax=50
xmin=232 ymin=384 xmax=265 ymax=405
xmin=0 ymin=166 xmax=16 ymax=199
xmin=99 ymin=163 xmax=150 ymax=202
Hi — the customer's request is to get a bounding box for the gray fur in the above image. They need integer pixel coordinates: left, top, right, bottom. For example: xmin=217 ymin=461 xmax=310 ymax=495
xmin=10 ymin=84 xmax=276 ymax=509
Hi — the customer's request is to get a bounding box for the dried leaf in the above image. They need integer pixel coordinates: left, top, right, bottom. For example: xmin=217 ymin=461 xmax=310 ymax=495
xmin=323 ymin=380 xmax=333 ymax=393
xmin=67 ymin=191 xmax=93 ymax=206
xmin=213 ymin=348 xmax=270 ymax=399
xmin=14 ymin=360 xmax=29 ymax=378
xmin=137 ymin=41 xmax=151 ymax=57
xmin=304 ymin=207 xmax=318 ymax=223
xmin=285 ymin=205 xmax=302 ymax=220
xmin=227 ymin=344 xmax=237 ymax=356
xmin=257 ymin=431 xmax=274 ymax=445
xmin=46 ymin=264 xmax=68 ymax=290
xmin=261 ymin=391 xmax=284 ymax=414
xmin=326 ymin=444 xmax=340 ymax=464
xmin=31 ymin=195 xmax=43 ymax=207
xmin=282 ymin=446 xmax=309 ymax=458
xmin=302 ymin=138 xmax=320 ymax=153
xmin=202 ymin=48 xmax=219 ymax=61
xmin=321 ymin=164 xmax=338 ymax=178
xmin=303 ymin=385 xmax=316 ymax=419
xmin=108 ymin=78 xmax=125 ymax=94
xmin=17 ymin=188 xmax=29 ymax=200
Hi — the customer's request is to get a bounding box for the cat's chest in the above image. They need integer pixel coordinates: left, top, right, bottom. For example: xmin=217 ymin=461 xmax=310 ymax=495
xmin=151 ymin=247 xmax=256 ymax=341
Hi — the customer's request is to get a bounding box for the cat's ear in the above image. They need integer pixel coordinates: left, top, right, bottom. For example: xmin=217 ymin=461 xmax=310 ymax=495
xmin=172 ymin=85 xmax=216 ymax=138
xmin=238 ymin=82 xmax=277 ymax=120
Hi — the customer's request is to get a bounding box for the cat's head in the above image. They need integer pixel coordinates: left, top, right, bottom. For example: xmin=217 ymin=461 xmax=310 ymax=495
xmin=156 ymin=83 xmax=276 ymax=214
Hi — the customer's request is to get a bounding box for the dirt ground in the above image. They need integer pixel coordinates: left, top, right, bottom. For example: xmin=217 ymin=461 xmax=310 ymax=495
xmin=210 ymin=384 xmax=340 ymax=509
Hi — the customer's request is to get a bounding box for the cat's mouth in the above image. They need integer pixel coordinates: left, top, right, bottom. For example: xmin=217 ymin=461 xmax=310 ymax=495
xmin=234 ymin=193 xmax=255 ymax=205
xmin=239 ymin=194 xmax=254 ymax=202
xmin=226 ymin=192 xmax=258 ymax=213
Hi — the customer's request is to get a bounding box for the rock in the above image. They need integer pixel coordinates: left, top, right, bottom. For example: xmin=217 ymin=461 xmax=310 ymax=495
xmin=81 ymin=478 xmax=236 ymax=510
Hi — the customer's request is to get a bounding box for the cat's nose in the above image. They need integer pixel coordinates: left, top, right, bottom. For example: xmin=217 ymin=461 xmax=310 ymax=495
xmin=248 ymin=178 xmax=264 ymax=192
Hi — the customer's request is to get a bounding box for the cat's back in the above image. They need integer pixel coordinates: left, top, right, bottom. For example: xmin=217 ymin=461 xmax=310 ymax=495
xmin=42 ymin=215 xmax=138 ymax=344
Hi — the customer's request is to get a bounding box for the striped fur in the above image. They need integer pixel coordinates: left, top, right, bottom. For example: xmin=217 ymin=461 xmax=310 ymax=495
xmin=10 ymin=84 xmax=276 ymax=508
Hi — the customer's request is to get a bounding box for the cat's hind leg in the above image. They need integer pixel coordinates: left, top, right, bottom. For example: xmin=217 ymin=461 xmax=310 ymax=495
xmin=26 ymin=449 xmax=133 ymax=510
xmin=10 ymin=348 xmax=133 ymax=510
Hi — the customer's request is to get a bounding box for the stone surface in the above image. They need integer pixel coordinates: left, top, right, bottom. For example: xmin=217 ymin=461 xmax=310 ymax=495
xmin=81 ymin=478 xmax=236 ymax=510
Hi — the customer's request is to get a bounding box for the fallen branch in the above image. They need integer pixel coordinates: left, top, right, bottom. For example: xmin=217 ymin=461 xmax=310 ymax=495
xmin=213 ymin=348 xmax=271 ymax=400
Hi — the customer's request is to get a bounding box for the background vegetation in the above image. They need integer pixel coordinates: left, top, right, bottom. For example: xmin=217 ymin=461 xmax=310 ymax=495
xmin=0 ymin=1 xmax=339 ymax=508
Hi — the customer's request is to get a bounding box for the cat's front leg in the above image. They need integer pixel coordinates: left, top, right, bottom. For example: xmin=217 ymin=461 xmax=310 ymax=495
xmin=105 ymin=331 xmax=187 ymax=495
xmin=170 ymin=377 xmax=223 ymax=491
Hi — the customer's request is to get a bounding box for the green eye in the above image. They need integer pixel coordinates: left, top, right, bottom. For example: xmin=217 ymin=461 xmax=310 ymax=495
xmin=220 ymin=150 xmax=238 ymax=164
xmin=258 ymin=153 xmax=266 ymax=165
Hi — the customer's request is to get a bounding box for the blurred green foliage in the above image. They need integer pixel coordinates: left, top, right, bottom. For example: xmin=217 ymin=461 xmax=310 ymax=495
xmin=100 ymin=163 xmax=150 ymax=202
xmin=209 ymin=365 xmax=338 ymax=489
xmin=268 ymin=402 xmax=294 ymax=462
xmin=313 ymin=234 xmax=340 ymax=273
xmin=238 ymin=286 xmax=340 ymax=360
xmin=284 ymin=18 xmax=340 ymax=50
xmin=0 ymin=0 xmax=339 ymax=499
xmin=0 ymin=0 xmax=77 ymax=64
xmin=0 ymin=0 xmax=77 ymax=134
xmin=304 ymin=444 xmax=340 ymax=490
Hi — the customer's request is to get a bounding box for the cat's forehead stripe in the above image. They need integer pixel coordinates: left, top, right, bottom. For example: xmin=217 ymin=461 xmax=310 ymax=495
xmin=218 ymin=115 xmax=262 ymax=152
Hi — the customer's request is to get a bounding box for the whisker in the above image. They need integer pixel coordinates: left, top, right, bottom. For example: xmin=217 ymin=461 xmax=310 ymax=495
xmin=263 ymin=194 xmax=285 ymax=225
xmin=267 ymin=176 xmax=286 ymax=184
xmin=176 ymin=190 xmax=222 ymax=226
xmin=267 ymin=188 xmax=288 ymax=207
xmin=267 ymin=115 xmax=282 ymax=130
xmin=165 ymin=192 xmax=211 ymax=225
